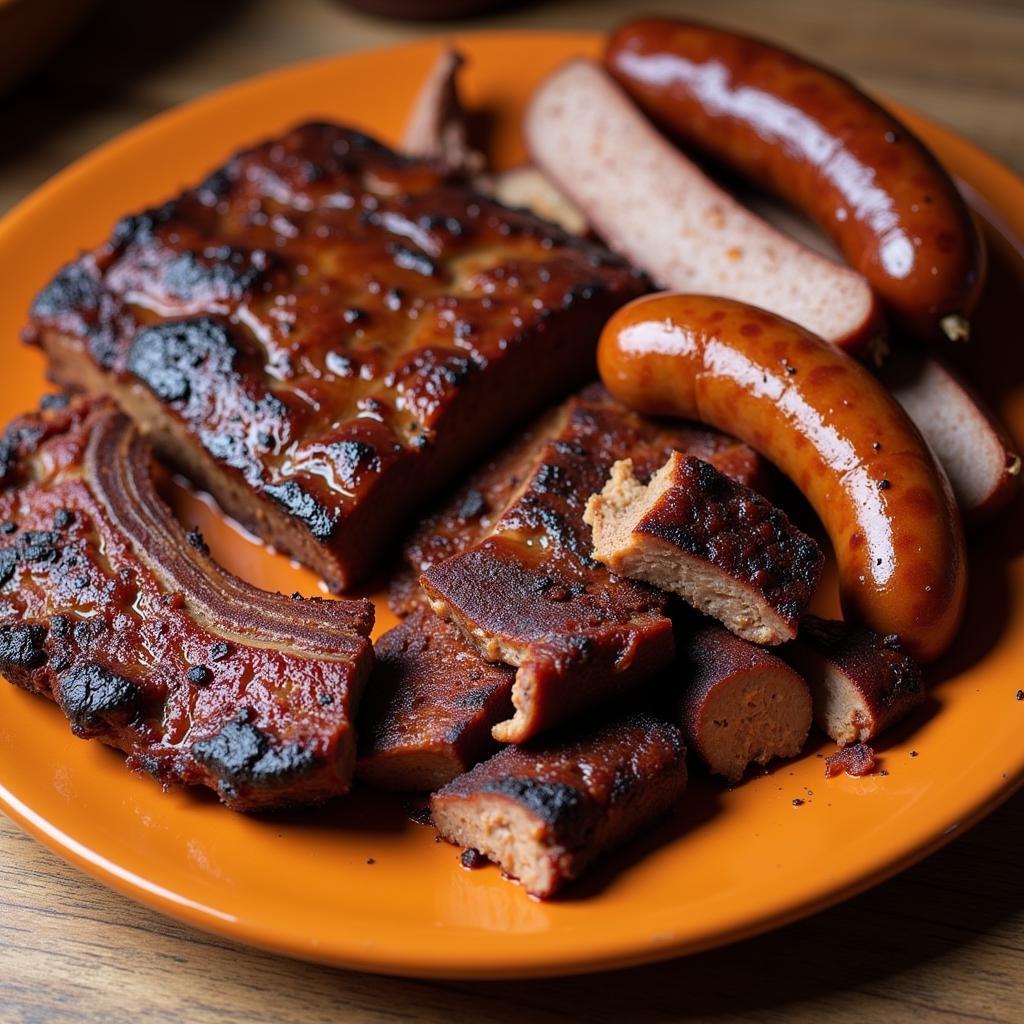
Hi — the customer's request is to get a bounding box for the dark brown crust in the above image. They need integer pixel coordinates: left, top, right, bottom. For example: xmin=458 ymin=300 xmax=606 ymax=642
xmin=639 ymin=455 xmax=821 ymax=626
xmin=677 ymin=622 xmax=811 ymax=780
xmin=27 ymin=122 xmax=647 ymax=591
xmin=422 ymin=536 xmax=676 ymax=743
xmin=0 ymin=396 xmax=373 ymax=810
xmin=355 ymin=607 xmax=513 ymax=791
xmin=390 ymin=402 xmax=565 ymax=614
xmin=430 ymin=709 xmax=687 ymax=897
xmin=788 ymin=615 xmax=925 ymax=744
xmin=595 ymin=452 xmax=822 ymax=643
xmin=417 ymin=386 xmax=764 ymax=742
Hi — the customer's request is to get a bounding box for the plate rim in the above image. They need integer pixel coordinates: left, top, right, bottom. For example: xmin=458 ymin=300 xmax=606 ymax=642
xmin=1 ymin=29 xmax=1023 ymax=979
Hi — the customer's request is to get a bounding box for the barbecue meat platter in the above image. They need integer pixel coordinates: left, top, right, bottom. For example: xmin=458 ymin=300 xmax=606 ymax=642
xmin=1 ymin=26 xmax=1022 ymax=972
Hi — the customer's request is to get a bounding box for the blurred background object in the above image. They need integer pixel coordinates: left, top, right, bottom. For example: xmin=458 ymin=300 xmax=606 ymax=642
xmin=342 ymin=0 xmax=514 ymax=18
xmin=0 ymin=0 xmax=1020 ymax=217
xmin=0 ymin=0 xmax=94 ymax=94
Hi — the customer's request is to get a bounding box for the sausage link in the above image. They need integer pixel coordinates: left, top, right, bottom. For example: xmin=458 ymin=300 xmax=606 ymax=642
xmin=605 ymin=18 xmax=986 ymax=344
xmin=598 ymin=294 xmax=967 ymax=662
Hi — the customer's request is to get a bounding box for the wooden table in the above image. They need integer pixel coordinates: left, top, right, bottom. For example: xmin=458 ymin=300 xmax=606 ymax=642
xmin=1 ymin=1 xmax=1022 ymax=1021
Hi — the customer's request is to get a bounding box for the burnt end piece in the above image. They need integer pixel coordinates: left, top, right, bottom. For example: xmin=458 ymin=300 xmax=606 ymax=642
xmin=676 ymin=623 xmax=812 ymax=783
xmin=0 ymin=623 xmax=49 ymax=687
xmin=585 ymin=453 xmax=823 ymax=645
xmin=28 ymin=122 xmax=649 ymax=590
xmin=430 ymin=710 xmax=687 ymax=898
xmin=355 ymin=607 xmax=513 ymax=791
xmin=55 ymin=661 xmax=144 ymax=737
xmin=0 ymin=395 xmax=373 ymax=811
xmin=422 ymin=537 xmax=675 ymax=743
xmin=192 ymin=719 xmax=316 ymax=790
xmin=416 ymin=386 xmax=765 ymax=743
xmin=786 ymin=615 xmax=925 ymax=745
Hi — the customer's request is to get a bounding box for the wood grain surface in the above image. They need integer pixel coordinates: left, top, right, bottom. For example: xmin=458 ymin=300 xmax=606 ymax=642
xmin=1 ymin=1 xmax=1022 ymax=1021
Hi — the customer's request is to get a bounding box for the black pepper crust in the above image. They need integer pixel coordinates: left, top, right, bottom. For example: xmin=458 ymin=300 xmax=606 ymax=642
xmin=431 ymin=709 xmax=687 ymax=896
xmin=0 ymin=394 xmax=374 ymax=811
xmin=27 ymin=122 xmax=649 ymax=590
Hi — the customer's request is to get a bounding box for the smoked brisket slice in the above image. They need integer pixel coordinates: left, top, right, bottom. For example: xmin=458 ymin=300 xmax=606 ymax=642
xmin=26 ymin=123 xmax=647 ymax=591
xmin=0 ymin=396 xmax=373 ymax=810
xmin=431 ymin=709 xmax=686 ymax=898
xmin=418 ymin=384 xmax=765 ymax=742
xmin=356 ymin=606 xmax=513 ymax=791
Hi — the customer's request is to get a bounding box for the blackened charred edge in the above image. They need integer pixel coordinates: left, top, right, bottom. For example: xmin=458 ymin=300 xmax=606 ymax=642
xmin=109 ymin=203 xmax=179 ymax=253
xmin=29 ymin=261 xmax=104 ymax=322
xmin=191 ymin=720 xmax=317 ymax=787
xmin=263 ymin=481 xmax=339 ymax=541
xmin=0 ymin=623 xmax=48 ymax=673
xmin=160 ymin=247 xmax=268 ymax=304
xmin=0 ymin=421 xmax=46 ymax=487
xmin=0 ymin=549 xmax=16 ymax=587
xmin=801 ymin=616 xmax=923 ymax=707
xmin=126 ymin=316 xmax=237 ymax=404
xmin=55 ymin=661 xmax=144 ymax=731
xmin=478 ymin=777 xmax=595 ymax=844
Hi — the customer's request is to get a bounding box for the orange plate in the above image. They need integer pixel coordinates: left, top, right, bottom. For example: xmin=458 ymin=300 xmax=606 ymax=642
xmin=1 ymin=32 xmax=1023 ymax=979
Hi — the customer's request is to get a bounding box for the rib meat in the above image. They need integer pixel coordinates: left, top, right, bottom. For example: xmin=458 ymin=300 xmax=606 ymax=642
xmin=0 ymin=395 xmax=374 ymax=810
xmin=26 ymin=122 xmax=647 ymax=590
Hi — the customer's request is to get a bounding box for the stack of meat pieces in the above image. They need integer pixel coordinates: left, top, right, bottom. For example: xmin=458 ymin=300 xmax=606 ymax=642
xmin=4 ymin=119 xmax=928 ymax=898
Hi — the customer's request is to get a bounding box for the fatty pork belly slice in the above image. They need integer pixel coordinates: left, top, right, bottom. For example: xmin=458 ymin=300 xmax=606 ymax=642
xmin=26 ymin=123 xmax=648 ymax=592
xmin=356 ymin=607 xmax=513 ymax=791
xmin=585 ymin=453 xmax=823 ymax=645
xmin=677 ymin=623 xmax=812 ymax=783
xmin=0 ymin=396 xmax=373 ymax=811
xmin=431 ymin=710 xmax=687 ymax=898
xmin=418 ymin=385 xmax=765 ymax=743
xmin=786 ymin=616 xmax=925 ymax=746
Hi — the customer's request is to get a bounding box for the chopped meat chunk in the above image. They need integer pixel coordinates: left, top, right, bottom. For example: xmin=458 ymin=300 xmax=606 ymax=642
xmin=585 ymin=453 xmax=823 ymax=644
xmin=431 ymin=710 xmax=686 ymax=897
xmin=677 ymin=623 xmax=812 ymax=782
xmin=786 ymin=616 xmax=925 ymax=745
xmin=356 ymin=607 xmax=513 ymax=791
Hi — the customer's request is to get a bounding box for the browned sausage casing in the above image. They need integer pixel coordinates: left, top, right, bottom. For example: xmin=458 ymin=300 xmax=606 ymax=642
xmin=598 ymin=294 xmax=966 ymax=662
xmin=605 ymin=18 xmax=986 ymax=343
